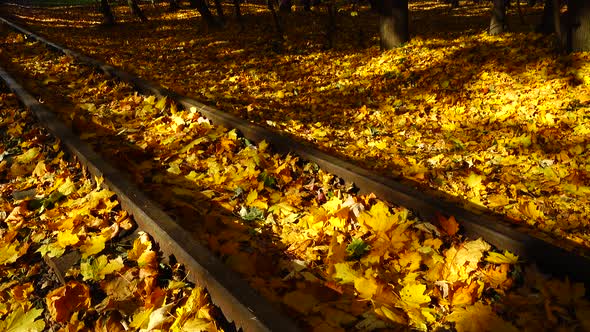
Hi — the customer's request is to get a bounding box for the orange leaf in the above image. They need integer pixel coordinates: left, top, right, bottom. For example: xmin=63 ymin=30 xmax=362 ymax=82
xmin=437 ymin=214 xmax=459 ymax=236
xmin=46 ymin=281 xmax=91 ymax=323
xmin=451 ymin=282 xmax=479 ymax=307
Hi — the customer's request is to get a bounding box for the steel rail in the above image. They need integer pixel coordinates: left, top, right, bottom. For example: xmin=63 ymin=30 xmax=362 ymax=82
xmin=0 ymin=65 xmax=302 ymax=332
xmin=2 ymin=16 xmax=590 ymax=285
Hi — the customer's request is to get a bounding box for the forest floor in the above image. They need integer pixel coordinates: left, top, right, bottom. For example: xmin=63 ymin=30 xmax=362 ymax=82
xmin=1 ymin=1 xmax=590 ymax=331
xmin=0 ymin=88 xmax=223 ymax=330
xmin=2 ymin=0 xmax=589 ymax=251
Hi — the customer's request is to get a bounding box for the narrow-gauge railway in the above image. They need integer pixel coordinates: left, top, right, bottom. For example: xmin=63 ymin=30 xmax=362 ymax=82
xmin=1 ymin=16 xmax=590 ymax=331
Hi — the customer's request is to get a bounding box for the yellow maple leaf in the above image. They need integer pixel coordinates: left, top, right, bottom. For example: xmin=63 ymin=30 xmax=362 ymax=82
xmin=170 ymin=287 xmax=214 ymax=332
xmin=68 ymin=188 xmax=115 ymax=216
xmin=397 ymin=251 xmax=422 ymax=272
xmin=32 ymin=160 xmax=48 ymax=178
xmin=368 ymin=140 xmax=387 ymax=150
xmin=245 ymin=190 xmax=258 ymax=205
xmin=485 ymin=250 xmax=518 ymax=264
xmin=57 ymin=177 xmax=76 ymax=196
xmin=0 ymin=306 xmax=45 ymax=332
xmin=451 ymin=282 xmax=478 ymax=307
xmin=56 ymin=229 xmax=80 ymax=248
xmin=444 ymin=238 xmax=491 ymax=283
xmin=358 ymin=201 xmax=397 ymax=233
xmin=333 ymin=262 xmax=360 ymax=284
xmin=486 ymin=194 xmax=510 ymax=208
xmin=322 ymin=196 xmax=343 ymax=214
xmin=0 ymin=242 xmax=20 ymax=265
xmin=375 ymin=305 xmax=407 ymax=325
xmin=354 ymin=276 xmax=380 ymax=300
xmin=518 ymin=200 xmax=544 ymax=220
xmin=399 ymin=283 xmax=430 ymax=308
xmin=447 ymin=302 xmax=518 ymax=332
xmin=128 ymin=232 xmax=153 ymax=261
xmin=327 ymin=216 xmax=346 ymax=229
xmin=81 ymin=255 xmax=124 ymax=281
xmin=481 ymin=264 xmax=512 ymax=290
xmin=130 ymin=307 xmax=154 ymax=329
xmin=79 ymin=234 xmax=107 ymax=258
xmin=14 ymin=147 xmax=40 ymax=164
xmin=465 ymin=172 xmax=484 ymax=193
xmin=36 ymin=242 xmax=65 ymax=258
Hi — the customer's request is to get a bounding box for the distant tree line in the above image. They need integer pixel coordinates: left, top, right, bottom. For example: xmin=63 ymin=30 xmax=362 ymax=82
xmin=97 ymin=0 xmax=590 ymax=52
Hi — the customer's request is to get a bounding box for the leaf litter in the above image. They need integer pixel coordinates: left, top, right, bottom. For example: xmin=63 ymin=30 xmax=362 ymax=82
xmin=1 ymin=3 xmax=590 ymax=330
xmin=0 ymin=87 xmax=222 ymax=329
xmin=3 ymin=1 xmax=590 ymax=248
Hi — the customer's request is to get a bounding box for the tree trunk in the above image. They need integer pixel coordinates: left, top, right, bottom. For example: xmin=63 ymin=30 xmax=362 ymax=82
xmin=326 ymin=2 xmax=335 ymax=49
xmin=568 ymin=0 xmax=590 ymax=51
xmin=189 ymin=0 xmax=219 ymax=28
xmin=379 ymin=0 xmax=409 ymax=50
xmin=233 ymin=0 xmax=243 ymax=29
xmin=279 ymin=0 xmax=292 ymax=13
xmin=168 ymin=0 xmax=180 ymax=11
xmin=268 ymin=0 xmax=284 ymax=40
xmin=128 ymin=0 xmax=148 ymax=22
xmin=302 ymin=0 xmax=311 ymax=11
xmin=100 ymin=0 xmax=116 ymax=25
xmin=536 ymin=0 xmax=555 ymax=34
xmin=213 ymin=0 xmax=225 ymax=24
xmin=489 ymin=0 xmax=506 ymax=35
xmin=368 ymin=0 xmax=379 ymax=12
xmin=551 ymin=0 xmax=564 ymax=49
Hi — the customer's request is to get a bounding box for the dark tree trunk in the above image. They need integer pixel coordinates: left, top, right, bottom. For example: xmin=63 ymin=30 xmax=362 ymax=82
xmin=515 ymin=0 xmax=525 ymax=24
xmin=326 ymin=2 xmax=335 ymax=49
xmin=100 ymin=0 xmax=116 ymax=25
xmin=352 ymin=1 xmax=364 ymax=47
xmin=189 ymin=0 xmax=219 ymax=28
xmin=379 ymin=0 xmax=409 ymax=50
xmin=568 ymin=0 xmax=590 ymax=51
xmin=279 ymin=0 xmax=292 ymax=13
xmin=551 ymin=0 xmax=565 ymax=49
xmin=368 ymin=0 xmax=379 ymax=12
xmin=489 ymin=0 xmax=506 ymax=35
xmin=536 ymin=0 xmax=556 ymax=34
xmin=267 ymin=0 xmax=284 ymax=40
xmin=302 ymin=0 xmax=311 ymax=11
xmin=213 ymin=0 xmax=225 ymax=23
xmin=233 ymin=0 xmax=243 ymax=29
xmin=168 ymin=0 xmax=180 ymax=11
xmin=128 ymin=0 xmax=148 ymax=22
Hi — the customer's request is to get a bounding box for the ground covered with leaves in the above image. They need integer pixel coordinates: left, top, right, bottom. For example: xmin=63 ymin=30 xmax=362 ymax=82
xmin=2 ymin=0 xmax=590 ymax=251
xmin=0 ymin=88 xmax=223 ymax=330
xmin=1 ymin=11 xmax=590 ymax=330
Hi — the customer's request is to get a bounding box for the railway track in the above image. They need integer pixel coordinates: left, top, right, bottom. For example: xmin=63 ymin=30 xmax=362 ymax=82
xmin=0 ymin=54 xmax=301 ymax=332
xmin=1 ymin=16 xmax=590 ymax=331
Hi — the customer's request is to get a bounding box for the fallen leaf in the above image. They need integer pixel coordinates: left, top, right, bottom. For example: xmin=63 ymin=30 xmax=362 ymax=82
xmin=447 ymin=302 xmax=518 ymax=332
xmin=46 ymin=281 xmax=91 ymax=323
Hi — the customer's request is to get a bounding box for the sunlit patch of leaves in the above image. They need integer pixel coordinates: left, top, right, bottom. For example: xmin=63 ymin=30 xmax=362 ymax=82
xmin=0 ymin=90 xmax=221 ymax=330
xmin=5 ymin=0 xmax=589 ymax=250
xmin=1 ymin=5 xmax=590 ymax=330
